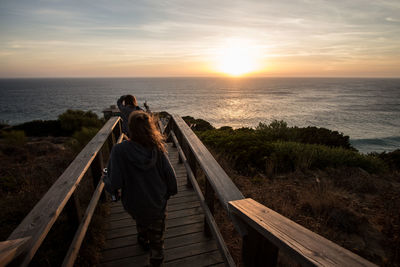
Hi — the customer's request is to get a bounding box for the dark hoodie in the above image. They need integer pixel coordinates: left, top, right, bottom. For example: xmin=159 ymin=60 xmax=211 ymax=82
xmin=117 ymin=95 xmax=143 ymax=134
xmin=103 ymin=140 xmax=177 ymax=220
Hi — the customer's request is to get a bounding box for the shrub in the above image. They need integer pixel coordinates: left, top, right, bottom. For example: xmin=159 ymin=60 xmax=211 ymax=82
xmin=59 ymin=110 xmax=103 ymax=135
xmin=11 ymin=120 xmax=64 ymax=136
xmin=69 ymin=127 xmax=99 ymax=153
xmin=1 ymin=130 xmax=27 ymax=146
xmin=182 ymin=116 xmax=215 ymax=131
xmin=376 ymin=149 xmax=400 ymax=171
xmin=218 ymin=126 xmax=233 ymax=131
xmin=256 ymin=120 xmax=354 ymax=149
xmin=197 ymin=129 xmax=386 ymax=175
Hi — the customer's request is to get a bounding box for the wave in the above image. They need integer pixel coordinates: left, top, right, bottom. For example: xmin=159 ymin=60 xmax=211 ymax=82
xmin=350 ymin=136 xmax=400 ymax=153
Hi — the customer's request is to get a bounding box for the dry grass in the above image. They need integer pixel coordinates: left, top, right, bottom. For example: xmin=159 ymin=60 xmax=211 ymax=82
xmin=209 ymin=151 xmax=400 ymax=266
xmin=0 ymin=137 xmax=74 ymax=240
xmin=0 ymin=137 xmax=109 ymax=266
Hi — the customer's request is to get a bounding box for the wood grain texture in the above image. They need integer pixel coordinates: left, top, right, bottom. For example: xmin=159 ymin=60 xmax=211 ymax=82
xmin=0 ymin=237 xmax=30 ymax=267
xmin=101 ymin=240 xmax=219 ymax=267
xmin=7 ymin=117 xmax=121 ymax=267
xmin=229 ymin=198 xmax=377 ymax=267
xmin=104 ymin=223 xmax=204 ymax=250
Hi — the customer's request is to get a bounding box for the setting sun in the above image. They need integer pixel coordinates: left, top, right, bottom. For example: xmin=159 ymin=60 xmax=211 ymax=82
xmin=214 ymin=40 xmax=261 ymax=76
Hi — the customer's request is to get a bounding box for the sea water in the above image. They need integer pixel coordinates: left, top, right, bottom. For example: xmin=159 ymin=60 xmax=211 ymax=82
xmin=0 ymin=77 xmax=399 ymax=153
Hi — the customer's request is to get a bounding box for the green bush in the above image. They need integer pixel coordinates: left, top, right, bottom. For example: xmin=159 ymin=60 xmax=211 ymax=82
xmin=256 ymin=120 xmax=353 ymax=149
xmin=197 ymin=129 xmax=386 ymax=175
xmin=376 ymin=149 xmax=400 ymax=170
xmin=59 ymin=110 xmax=103 ymax=135
xmin=69 ymin=127 xmax=99 ymax=153
xmin=182 ymin=116 xmax=215 ymax=131
xmin=11 ymin=120 xmax=64 ymax=136
xmin=1 ymin=130 xmax=27 ymax=146
xmin=8 ymin=110 xmax=104 ymax=138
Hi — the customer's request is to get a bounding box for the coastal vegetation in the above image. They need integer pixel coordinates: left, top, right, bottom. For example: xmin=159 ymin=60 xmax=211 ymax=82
xmin=196 ymin=121 xmax=386 ymax=175
xmin=182 ymin=116 xmax=400 ymax=266
xmin=1 ymin=111 xmax=398 ymax=265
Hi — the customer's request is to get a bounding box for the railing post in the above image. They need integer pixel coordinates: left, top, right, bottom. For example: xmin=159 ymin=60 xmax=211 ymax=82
xmin=176 ymin=129 xmax=184 ymax=164
xmin=65 ymin=192 xmax=82 ymax=227
xmin=204 ymin=179 xmax=215 ymax=237
xmin=242 ymin=223 xmax=279 ymax=267
xmin=182 ymin=141 xmax=196 ymax=188
xmin=116 ymin=118 xmax=122 ymax=139
xmin=91 ymin=150 xmax=106 ymax=201
xmin=107 ymin=132 xmax=116 ymax=152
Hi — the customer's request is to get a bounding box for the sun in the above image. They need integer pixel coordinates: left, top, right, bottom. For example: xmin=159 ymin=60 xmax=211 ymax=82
xmin=214 ymin=40 xmax=261 ymax=76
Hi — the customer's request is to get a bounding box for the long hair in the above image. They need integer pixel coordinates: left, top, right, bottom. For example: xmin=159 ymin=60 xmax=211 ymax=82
xmin=125 ymin=95 xmax=138 ymax=106
xmin=128 ymin=111 xmax=166 ymax=152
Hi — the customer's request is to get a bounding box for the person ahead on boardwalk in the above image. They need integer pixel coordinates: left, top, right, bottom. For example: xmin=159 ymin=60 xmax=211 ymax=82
xmin=103 ymin=111 xmax=178 ymax=267
xmin=117 ymin=94 xmax=143 ymax=135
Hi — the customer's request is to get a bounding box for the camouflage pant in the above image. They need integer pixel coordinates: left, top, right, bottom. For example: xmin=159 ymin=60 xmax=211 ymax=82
xmin=136 ymin=216 xmax=166 ymax=267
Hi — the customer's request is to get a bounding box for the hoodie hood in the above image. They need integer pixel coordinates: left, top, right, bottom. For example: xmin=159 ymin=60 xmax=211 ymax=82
xmin=120 ymin=140 xmax=157 ymax=170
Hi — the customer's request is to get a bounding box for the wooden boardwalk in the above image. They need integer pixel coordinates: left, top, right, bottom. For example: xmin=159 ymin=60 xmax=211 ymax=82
xmin=100 ymin=143 xmax=225 ymax=267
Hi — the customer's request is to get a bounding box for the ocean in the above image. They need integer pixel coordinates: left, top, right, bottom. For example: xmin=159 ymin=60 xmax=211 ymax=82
xmin=0 ymin=77 xmax=399 ymax=153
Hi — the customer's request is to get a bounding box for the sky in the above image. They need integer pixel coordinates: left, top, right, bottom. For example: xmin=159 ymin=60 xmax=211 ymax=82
xmin=0 ymin=0 xmax=400 ymax=77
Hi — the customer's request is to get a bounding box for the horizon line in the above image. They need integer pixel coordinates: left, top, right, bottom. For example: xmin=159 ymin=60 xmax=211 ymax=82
xmin=1 ymin=75 xmax=400 ymax=79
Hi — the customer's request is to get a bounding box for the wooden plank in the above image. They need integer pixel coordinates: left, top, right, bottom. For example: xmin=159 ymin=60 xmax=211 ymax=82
xmin=169 ymin=190 xmax=197 ymax=199
xmin=108 ymin=199 xmax=201 ymax=215
xmin=104 ymin=223 xmax=204 ymax=250
xmin=109 ymin=200 xmax=200 ymax=214
xmin=109 ymin=206 xmax=203 ymax=222
xmin=101 ymin=240 xmax=218 ymax=267
xmin=0 ymin=237 xmax=31 ymax=266
xmin=165 ymin=250 xmax=224 ymax=267
xmin=7 ymin=117 xmax=121 ymax=267
xmin=229 ymin=198 xmax=377 ymax=267
xmin=102 ymin=232 xmax=213 ymax=262
xmin=170 ymin=114 xmax=244 ymax=212
xmin=106 ymin=214 xmax=204 ymax=239
xmin=167 ymin=201 xmax=201 ymax=212
xmin=168 ymin=195 xmax=198 ymax=205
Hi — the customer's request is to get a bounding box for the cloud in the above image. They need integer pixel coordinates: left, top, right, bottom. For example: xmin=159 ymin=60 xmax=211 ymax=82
xmin=0 ymin=0 xmax=399 ymax=77
xmin=386 ymin=17 xmax=400 ymax=22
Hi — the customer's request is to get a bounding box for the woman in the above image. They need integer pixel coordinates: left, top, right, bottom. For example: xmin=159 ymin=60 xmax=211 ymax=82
xmin=117 ymin=94 xmax=143 ymax=135
xmin=103 ymin=111 xmax=177 ymax=267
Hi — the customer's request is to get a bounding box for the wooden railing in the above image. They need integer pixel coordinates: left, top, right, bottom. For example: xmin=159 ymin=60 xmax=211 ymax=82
xmin=164 ymin=114 xmax=377 ymax=267
xmin=3 ymin=117 xmax=123 ymax=267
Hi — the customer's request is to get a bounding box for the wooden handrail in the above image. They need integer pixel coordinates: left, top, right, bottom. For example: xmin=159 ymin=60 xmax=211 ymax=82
xmin=0 ymin=237 xmax=31 ymax=267
xmin=168 ymin=114 xmax=244 ymax=210
xmin=6 ymin=116 xmax=121 ymax=266
xmin=229 ymin=199 xmax=376 ymax=267
xmin=61 ymin=133 xmax=126 ymax=267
